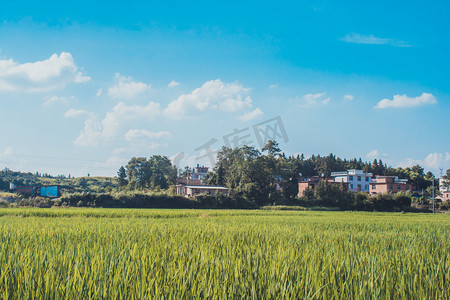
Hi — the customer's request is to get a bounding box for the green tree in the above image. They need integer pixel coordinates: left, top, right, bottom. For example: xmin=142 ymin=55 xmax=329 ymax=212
xmin=117 ymin=166 xmax=128 ymax=189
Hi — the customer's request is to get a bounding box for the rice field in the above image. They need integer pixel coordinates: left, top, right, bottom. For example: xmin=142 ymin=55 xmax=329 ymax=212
xmin=0 ymin=208 xmax=448 ymax=299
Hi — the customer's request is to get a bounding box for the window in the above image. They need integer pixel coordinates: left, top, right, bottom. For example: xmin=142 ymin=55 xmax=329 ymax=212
xmin=406 ymin=185 xmax=409 ymax=190
xmin=349 ymin=176 xmax=353 ymax=181
xmin=389 ymin=185 xmax=393 ymax=190
xmin=372 ymin=185 xmax=376 ymax=190
xmin=365 ymin=177 xmax=369 ymax=181
xmin=365 ymin=185 xmax=369 ymax=190
xmin=397 ymin=185 xmax=401 ymax=190
xmin=357 ymin=176 xmax=361 ymax=181
xmin=349 ymin=184 xmax=353 ymax=189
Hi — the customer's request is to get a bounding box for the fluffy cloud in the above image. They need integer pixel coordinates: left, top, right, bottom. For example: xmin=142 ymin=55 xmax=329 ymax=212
xmin=397 ymin=152 xmax=450 ymax=172
xmin=375 ymin=93 xmax=437 ymax=109
xmin=64 ymin=108 xmax=91 ymax=118
xmin=219 ymin=96 xmax=252 ymax=112
xmin=107 ymin=73 xmax=150 ymax=99
xmin=0 ymin=52 xmax=90 ymax=92
xmin=65 ymin=101 xmax=161 ymax=146
xmin=168 ymin=80 xmax=180 ymax=87
xmin=298 ymin=92 xmax=331 ymax=107
xmin=43 ymin=95 xmax=75 ymax=106
xmin=340 ymin=33 xmax=410 ymax=47
xmin=423 ymin=152 xmax=450 ymax=170
xmin=366 ymin=149 xmax=388 ymax=160
xmin=125 ymin=129 xmax=172 ymax=141
xmin=164 ymin=79 xmax=252 ymax=118
xmin=343 ymin=94 xmax=354 ymax=101
xmin=1 ymin=147 xmax=13 ymax=157
xmin=239 ymin=108 xmax=263 ymax=121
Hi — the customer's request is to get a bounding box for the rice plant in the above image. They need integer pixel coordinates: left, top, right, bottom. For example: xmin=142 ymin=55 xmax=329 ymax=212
xmin=0 ymin=209 xmax=448 ymax=299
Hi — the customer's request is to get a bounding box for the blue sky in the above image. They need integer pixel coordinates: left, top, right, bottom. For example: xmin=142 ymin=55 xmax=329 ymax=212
xmin=0 ymin=0 xmax=449 ymax=177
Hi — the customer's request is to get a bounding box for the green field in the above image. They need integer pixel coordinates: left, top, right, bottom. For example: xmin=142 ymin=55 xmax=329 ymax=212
xmin=0 ymin=209 xmax=448 ymax=299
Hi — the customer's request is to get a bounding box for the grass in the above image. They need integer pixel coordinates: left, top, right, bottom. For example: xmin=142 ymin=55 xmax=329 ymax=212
xmin=0 ymin=208 xmax=448 ymax=299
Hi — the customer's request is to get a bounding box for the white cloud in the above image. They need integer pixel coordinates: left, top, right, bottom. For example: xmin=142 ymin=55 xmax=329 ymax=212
xmin=125 ymin=129 xmax=172 ymax=141
xmin=423 ymin=153 xmax=450 ymax=170
xmin=343 ymin=94 xmax=354 ymax=101
xmin=168 ymin=80 xmax=180 ymax=87
xmin=397 ymin=152 xmax=450 ymax=173
xmin=219 ymin=96 xmax=252 ymax=112
xmin=366 ymin=149 xmax=388 ymax=160
xmin=164 ymin=79 xmax=252 ymax=118
xmin=340 ymin=33 xmax=410 ymax=47
xmin=269 ymin=84 xmax=278 ymax=89
xmin=0 ymin=52 xmax=90 ymax=92
xmin=239 ymin=108 xmax=263 ymax=121
xmin=64 ymin=108 xmax=91 ymax=118
xmin=107 ymin=73 xmax=150 ymax=99
xmin=1 ymin=147 xmax=13 ymax=157
xmin=375 ymin=93 xmax=437 ymax=109
xmin=43 ymin=95 xmax=75 ymax=106
xmin=65 ymin=101 xmax=161 ymax=146
xmin=96 ymin=88 xmax=103 ymax=97
xmin=298 ymin=92 xmax=331 ymax=107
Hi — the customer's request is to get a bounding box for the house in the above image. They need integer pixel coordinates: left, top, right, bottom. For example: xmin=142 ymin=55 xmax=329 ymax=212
xmin=39 ymin=185 xmax=61 ymax=198
xmin=331 ymin=169 xmax=373 ymax=193
xmin=14 ymin=185 xmax=36 ymax=196
xmin=11 ymin=184 xmax=72 ymax=198
xmin=176 ymin=184 xmax=229 ymax=197
xmin=438 ymin=177 xmax=450 ymax=202
xmin=440 ymin=191 xmax=450 ymax=202
xmin=190 ymin=164 xmax=209 ymax=181
xmin=369 ymin=176 xmax=413 ymax=195
xmin=177 ymin=164 xmax=210 ymax=186
xmin=298 ymin=177 xmax=348 ymax=197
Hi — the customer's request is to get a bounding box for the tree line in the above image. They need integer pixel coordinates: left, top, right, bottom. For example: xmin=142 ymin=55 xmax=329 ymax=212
xmin=113 ymin=140 xmax=442 ymax=211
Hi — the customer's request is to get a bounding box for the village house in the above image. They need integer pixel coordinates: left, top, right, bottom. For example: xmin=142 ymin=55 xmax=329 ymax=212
xmin=438 ymin=177 xmax=450 ymax=202
xmin=176 ymin=184 xmax=229 ymax=197
xmin=297 ymin=176 xmax=348 ymax=197
xmin=331 ymin=169 xmax=373 ymax=193
xmin=369 ymin=176 xmax=413 ymax=195
xmin=176 ymin=164 xmax=228 ymax=197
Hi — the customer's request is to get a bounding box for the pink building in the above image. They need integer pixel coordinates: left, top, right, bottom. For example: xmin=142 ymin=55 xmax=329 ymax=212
xmin=369 ymin=176 xmax=413 ymax=195
xmin=297 ymin=177 xmax=348 ymax=197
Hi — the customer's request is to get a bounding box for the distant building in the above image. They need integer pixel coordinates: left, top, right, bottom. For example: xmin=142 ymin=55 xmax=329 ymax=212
xmin=14 ymin=185 xmax=36 ymax=196
xmin=11 ymin=184 xmax=72 ymax=198
xmin=176 ymin=185 xmax=229 ymax=197
xmin=190 ymin=164 xmax=209 ymax=181
xmin=297 ymin=177 xmax=348 ymax=197
xmin=369 ymin=176 xmax=412 ymax=195
xmin=440 ymin=191 xmax=450 ymax=202
xmin=438 ymin=178 xmax=450 ymax=202
xmin=439 ymin=177 xmax=450 ymax=192
xmin=39 ymin=186 xmax=61 ymax=198
xmin=331 ymin=169 xmax=373 ymax=193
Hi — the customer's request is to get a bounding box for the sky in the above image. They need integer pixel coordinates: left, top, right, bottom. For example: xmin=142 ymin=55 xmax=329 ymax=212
xmin=0 ymin=0 xmax=449 ymax=177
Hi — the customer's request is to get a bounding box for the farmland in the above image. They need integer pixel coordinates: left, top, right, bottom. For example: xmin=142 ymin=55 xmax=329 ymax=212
xmin=0 ymin=209 xmax=448 ymax=299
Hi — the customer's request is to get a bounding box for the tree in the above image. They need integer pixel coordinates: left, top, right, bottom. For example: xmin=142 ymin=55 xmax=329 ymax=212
xmin=124 ymin=155 xmax=177 ymax=190
xmin=262 ymin=140 xmax=281 ymax=158
xmin=117 ymin=166 xmax=128 ymax=188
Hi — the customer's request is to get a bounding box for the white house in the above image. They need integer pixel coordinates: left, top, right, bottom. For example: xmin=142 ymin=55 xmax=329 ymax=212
xmin=176 ymin=185 xmax=229 ymax=197
xmin=331 ymin=169 xmax=373 ymax=193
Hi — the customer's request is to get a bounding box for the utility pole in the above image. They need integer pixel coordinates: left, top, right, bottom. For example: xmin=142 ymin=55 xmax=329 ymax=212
xmin=432 ymin=178 xmax=435 ymax=214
